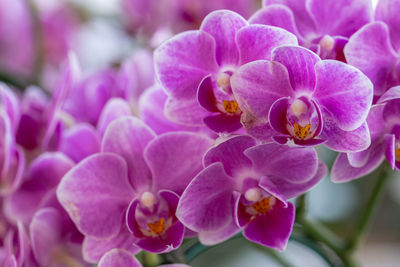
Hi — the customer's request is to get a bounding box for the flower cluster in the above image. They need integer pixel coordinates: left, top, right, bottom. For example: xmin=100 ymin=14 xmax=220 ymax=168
xmin=0 ymin=0 xmax=398 ymax=266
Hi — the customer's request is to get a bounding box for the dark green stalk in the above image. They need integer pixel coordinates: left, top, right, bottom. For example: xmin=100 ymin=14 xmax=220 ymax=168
xmin=345 ymin=166 xmax=391 ymax=254
xmin=295 ymin=194 xmax=307 ymax=221
xmin=297 ymin=218 xmax=354 ymax=266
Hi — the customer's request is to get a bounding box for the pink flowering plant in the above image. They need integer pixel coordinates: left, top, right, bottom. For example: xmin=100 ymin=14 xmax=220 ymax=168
xmin=0 ymin=0 xmax=399 ymax=266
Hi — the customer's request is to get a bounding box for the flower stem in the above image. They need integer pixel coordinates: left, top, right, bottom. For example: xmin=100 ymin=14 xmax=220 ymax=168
xmin=295 ymin=193 xmax=352 ymax=265
xmin=295 ymin=194 xmax=307 ymax=221
xmin=297 ymin=218 xmax=355 ymax=266
xmin=298 ymin=219 xmax=345 ymax=256
xmin=345 ymin=165 xmax=391 ymax=254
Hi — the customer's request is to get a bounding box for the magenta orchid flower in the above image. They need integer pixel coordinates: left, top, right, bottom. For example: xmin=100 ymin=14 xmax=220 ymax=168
xmin=230 ymin=45 xmax=373 ymax=152
xmin=0 ymin=222 xmax=30 ymax=266
xmin=57 ymin=117 xmax=213 ymax=260
xmin=332 ymin=86 xmax=400 ymax=182
xmin=4 ymin=152 xmax=74 ymax=225
xmin=29 ymin=204 xmax=89 ymax=267
xmin=63 ymin=68 xmax=124 ymax=126
xmin=0 ymin=84 xmax=25 ymax=196
xmin=139 ymin=85 xmax=210 ymax=135
xmin=250 ymin=0 xmax=372 ymax=60
xmin=97 ymin=92 xmax=205 ymax=139
xmin=16 ymin=53 xmax=80 ymax=153
xmin=118 ymin=49 xmax=155 ymax=106
xmin=177 ymin=135 xmax=326 ymax=250
xmin=154 ymin=10 xmax=298 ymax=133
xmin=345 ymin=0 xmax=400 ymax=96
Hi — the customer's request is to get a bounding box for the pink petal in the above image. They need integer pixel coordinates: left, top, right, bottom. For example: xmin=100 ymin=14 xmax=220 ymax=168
xmin=376 ymin=0 xmax=400 ymax=51
xmin=314 ymin=60 xmax=373 ymax=131
xmin=102 ymin=116 xmax=155 ymax=192
xmin=237 ymin=24 xmax=298 ymax=65
xmin=249 ymin=5 xmax=304 ymax=43
xmin=272 ymin=46 xmax=321 ymax=93
xmin=231 ymin=60 xmax=293 ymax=119
xmin=344 ymin=22 xmax=397 ymax=96
xmin=321 ymin=117 xmax=371 ymax=152
xmin=164 ymin=97 xmax=209 ymax=126
xmin=331 ymin=140 xmax=386 ymax=182
xmin=204 ymin=135 xmax=255 ymax=176
xmin=97 ymin=98 xmax=132 ymax=138
xmin=270 ymin=160 xmax=327 ymax=199
xmin=29 ymin=208 xmax=62 ymax=266
xmin=306 ymin=0 xmax=372 ymax=37
xmin=98 ymin=249 xmax=142 ymax=267
xmin=59 ymin=123 xmax=101 ymax=163
xmin=57 ymin=153 xmax=134 ymax=239
xmin=264 ymin=0 xmax=316 ymax=37
xmin=144 ymin=132 xmax=213 ymax=194
xmin=139 ymin=85 xmax=201 ymax=134
xmin=83 ymin=226 xmax=139 ymax=264
xmin=200 ymin=10 xmax=248 ymax=67
xmin=154 ymin=31 xmax=218 ymax=99
xmin=177 ymin=163 xmax=235 ymax=232
xmin=244 ymin=143 xmax=319 ymax=183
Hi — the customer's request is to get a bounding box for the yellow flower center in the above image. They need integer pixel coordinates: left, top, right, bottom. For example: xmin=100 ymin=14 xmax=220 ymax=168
xmin=223 ymin=100 xmax=239 ymax=114
xmin=147 ymin=218 xmax=166 ymax=235
xmin=252 ymin=197 xmax=276 ymax=214
xmin=294 ymin=123 xmax=311 ymax=140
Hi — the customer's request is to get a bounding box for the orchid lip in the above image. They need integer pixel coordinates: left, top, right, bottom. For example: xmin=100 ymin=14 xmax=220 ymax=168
xmin=285 ymin=97 xmax=319 ymax=141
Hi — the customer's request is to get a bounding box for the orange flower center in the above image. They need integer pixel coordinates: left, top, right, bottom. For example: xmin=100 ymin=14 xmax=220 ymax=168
xmin=147 ymin=218 xmax=166 ymax=235
xmin=223 ymin=100 xmax=239 ymax=114
xmin=252 ymin=197 xmax=276 ymax=214
xmin=294 ymin=123 xmax=311 ymax=140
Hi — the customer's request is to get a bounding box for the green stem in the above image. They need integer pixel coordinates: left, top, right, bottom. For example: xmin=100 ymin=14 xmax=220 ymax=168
xmin=295 ymin=193 xmax=345 ymax=260
xmin=298 ymin=218 xmax=354 ymax=266
xmin=345 ymin=165 xmax=391 ymax=254
xmin=295 ymin=194 xmax=307 ymax=221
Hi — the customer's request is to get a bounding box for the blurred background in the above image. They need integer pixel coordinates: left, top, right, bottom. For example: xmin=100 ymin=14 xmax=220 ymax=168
xmin=1 ymin=0 xmax=398 ymax=266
